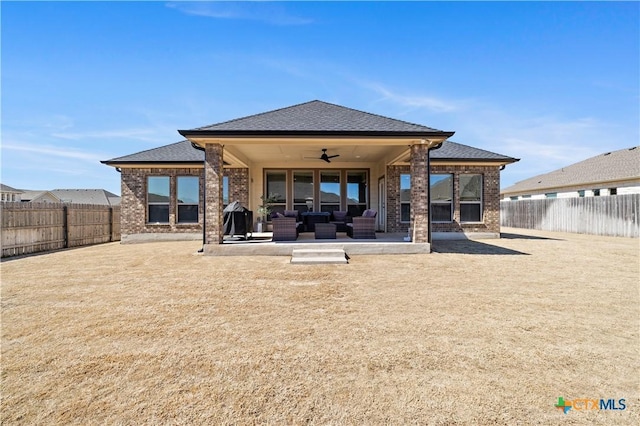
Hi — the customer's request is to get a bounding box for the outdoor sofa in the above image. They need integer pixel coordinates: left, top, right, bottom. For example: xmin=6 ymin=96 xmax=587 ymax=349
xmin=329 ymin=210 xmax=350 ymax=232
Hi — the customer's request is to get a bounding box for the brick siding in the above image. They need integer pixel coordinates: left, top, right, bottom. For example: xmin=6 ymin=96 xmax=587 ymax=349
xmin=120 ymin=168 xmax=204 ymax=236
xmin=386 ymin=164 xmax=501 ymax=235
xmin=431 ymin=165 xmax=501 ymax=235
xmin=410 ymin=144 xmax=430 ymax=243
xmin=386 ymin=165 xmax=410 ymax=233
xmin=226 ymin=168 xmax=249 ymax=206
xmin=120 ymin=166 xmax=249 ymax=238
xmin=120 ymin=162 xmax=500 ymax=239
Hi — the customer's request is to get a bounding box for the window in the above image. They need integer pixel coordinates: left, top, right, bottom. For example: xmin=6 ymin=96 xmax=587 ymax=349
xmin=400 ymin=174 xmax=411 ymax=222
xmin=320 ymin=171 xmax=341 ymax=213
xmin=177 ymin=176 xmax=199 ymax=223
xmin=545 ymin=192 xmax=557 ymax=199
xmin=593 ymin=189 xmax=600 ymax=196
xmin=609 ymin=188 xmax=617 ymax=195
xmin=347 ymin=171 xmax=368 ymax=216
xmin=293 ymin=171 xmax=314 ymax=212
xmin=578 ymin=190 xmax=585 ymax=197
xmin=430 ymin=174 xmax=453 ymax=222
xmin=148 ymin=176 xmax=170 ymax=223
xmin=265 ymin=171 xmax=287 ymax=217
xmin=267 ymin=169 xmax=370 ymax=215
xmin=460 ymin=174 xmax=483 ymax=222
xmin=223 ymin=176 xmax=229 ymax=207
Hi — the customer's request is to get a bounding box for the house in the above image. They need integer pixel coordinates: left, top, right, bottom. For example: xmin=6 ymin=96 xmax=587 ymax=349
xmin=501 ymin=146 xmax=640 ymax=200
xmin=102 ymin=100 xmax=518 ymax=248
xmin=0 ymin=184 xmax=23 ymax=202
xmin=17 ymin=188 xmax=120 ymax=205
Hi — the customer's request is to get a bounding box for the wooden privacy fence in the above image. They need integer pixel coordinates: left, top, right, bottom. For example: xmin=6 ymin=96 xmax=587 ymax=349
xmin=1 ymin=202 xmax=121 ymax=257
xmin=500 ymin=194 xmax=639 ymax=238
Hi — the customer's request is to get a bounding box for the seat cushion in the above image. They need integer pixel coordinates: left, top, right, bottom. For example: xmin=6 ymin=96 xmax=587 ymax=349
xmin=332 ymin=211 xmax=348 ymax=222
xmin=362 ymin=209 xmax=377 ymax=218
xmin=284 ymin=210 xmax=299 ymax=219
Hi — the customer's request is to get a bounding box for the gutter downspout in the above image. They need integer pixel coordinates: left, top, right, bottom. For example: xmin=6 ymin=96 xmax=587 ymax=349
xmin=427 ymin=142 xmax=444 ymax=248
xmin=191 ymin=142 xmax=206 ymax=252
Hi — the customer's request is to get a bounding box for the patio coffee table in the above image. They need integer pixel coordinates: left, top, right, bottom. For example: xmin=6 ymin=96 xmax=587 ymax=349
xmin=314 ymin=223 xmax=337 ymax=239
xmin=302 ymin=212 xmax=330 ymax=232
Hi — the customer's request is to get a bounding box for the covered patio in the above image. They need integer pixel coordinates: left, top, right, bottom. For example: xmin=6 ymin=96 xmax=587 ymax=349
xmin=178 ymin=101 xmax=454 ymax=253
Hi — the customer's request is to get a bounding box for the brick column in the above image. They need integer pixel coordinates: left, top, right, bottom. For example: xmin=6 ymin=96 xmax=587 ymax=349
xmin=410 ymin=144 xmax=430 ymax=243
xmin=204 ymin=144 xmax=224 ymax=244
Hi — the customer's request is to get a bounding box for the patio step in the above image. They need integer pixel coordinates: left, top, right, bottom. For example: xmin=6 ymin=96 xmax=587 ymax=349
xmin=290 ymin=249 xmax=348 ymax=264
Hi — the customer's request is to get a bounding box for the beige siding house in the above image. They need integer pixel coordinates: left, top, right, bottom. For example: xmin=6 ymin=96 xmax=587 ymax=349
xmin=0 ymin=184 xmax=23 ymax=202
xmin=502 ymin=146 xmax=640 ymax=200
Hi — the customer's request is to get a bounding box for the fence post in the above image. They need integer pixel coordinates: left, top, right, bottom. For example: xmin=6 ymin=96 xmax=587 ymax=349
xmin=109 ymin=206 xmax=113 ymax=242
xmin=63 ymin=205 xmax=69 ymax=248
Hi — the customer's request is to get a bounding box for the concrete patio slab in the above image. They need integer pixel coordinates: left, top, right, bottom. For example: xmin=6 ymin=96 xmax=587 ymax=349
xmin=206 ymin=232 xmax=431 ymax=256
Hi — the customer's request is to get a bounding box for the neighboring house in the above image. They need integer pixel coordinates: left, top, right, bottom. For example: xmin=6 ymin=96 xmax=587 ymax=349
xmin=19 ymin=190 xmax=61 ymax=203
xmin=501 ymin=146 xmax=640 ymax=200
xmin=50 ymin=189 xmax=120 ymax=206
xmin=17 ymin=188 xmax=120 ymax=205
xmin=0 ymin=184 xmax=23 ymax=202
xmin=102 ymin=100 xmax=518 ymax=245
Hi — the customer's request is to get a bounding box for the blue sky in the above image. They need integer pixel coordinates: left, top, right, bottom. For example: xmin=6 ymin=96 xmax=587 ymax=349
xmin=2 ymin=1 xmax=638 ymax=195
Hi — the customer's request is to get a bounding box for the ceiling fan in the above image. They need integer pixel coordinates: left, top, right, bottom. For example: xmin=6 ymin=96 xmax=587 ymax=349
xmin=319 ymin=148 xmax=340 ymax=163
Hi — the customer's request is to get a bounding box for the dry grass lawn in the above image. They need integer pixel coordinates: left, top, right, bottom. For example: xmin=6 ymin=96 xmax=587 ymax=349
xmin=1 ymin=228 xmax=638 ymax=425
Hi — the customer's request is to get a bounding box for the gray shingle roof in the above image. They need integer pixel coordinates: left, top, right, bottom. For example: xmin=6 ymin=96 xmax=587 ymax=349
xmin=51 ymin=189 xmax=120 ymax=206
xmin=103 ymin=102 xmax=519 ymax=165
xmin=102 ymin=140 xmax=204 ymax=164
xmin=1 ymin=184 xmax=23 ymax=193
xmin=501 ymin=146 xmax=640 ymax=195
xmin=180 ymin=100 xmax=453 ymax=136
xmin=103 ymin=139 xmax=517 ymax=165
xmin=431 ymin=141 xmax=518 ymax=162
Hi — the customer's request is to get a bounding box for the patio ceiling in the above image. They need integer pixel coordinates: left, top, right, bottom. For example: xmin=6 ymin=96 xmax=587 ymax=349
xmin=220 ymin=141 xmax=421 ymax=167
xmin=185 ymin=135 xmax=449 ymax=168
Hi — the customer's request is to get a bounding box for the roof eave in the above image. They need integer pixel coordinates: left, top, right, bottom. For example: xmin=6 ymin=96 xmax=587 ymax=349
xmin=431 ymin=157 xmax=520 ymax=164
xmin=101 ymin=160 xmax=204 ymax=167
xmin=178 ymin=129 xmax=455 ymax=139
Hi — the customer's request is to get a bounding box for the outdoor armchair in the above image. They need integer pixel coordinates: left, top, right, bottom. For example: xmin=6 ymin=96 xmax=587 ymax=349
xmin=346 ymin=212 xmax=377 ymax=239
xmin=271 ymin=216 xmax=299 ymax=241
